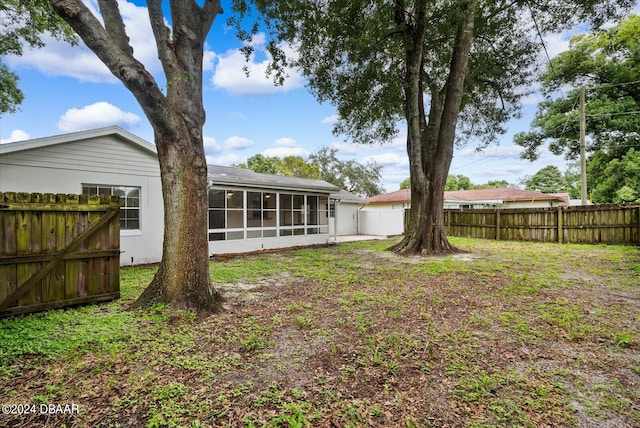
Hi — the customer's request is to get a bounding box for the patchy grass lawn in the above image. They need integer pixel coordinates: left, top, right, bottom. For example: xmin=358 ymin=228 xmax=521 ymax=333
xmin=1 ymin=237 xmax=639 ymax=427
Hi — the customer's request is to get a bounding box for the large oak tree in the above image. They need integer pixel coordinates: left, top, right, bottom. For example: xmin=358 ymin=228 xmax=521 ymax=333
xmin=247 ymin=0 xmax=633 ymax=255
xmin=48 ymin=0 xmax=224 ymax=312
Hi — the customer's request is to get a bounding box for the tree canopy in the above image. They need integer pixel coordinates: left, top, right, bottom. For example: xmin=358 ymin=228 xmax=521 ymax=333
xmin=246 ymin=0 xmax=633 ymax=254
xmin=233 ymin=154 xmax=320 ymax=179
xmin=515 ymin=14 xmax=640 ymax=161
xmin=514 ymin=14 xmax=640 ymax=202
xmin=0 ymin=0 xmax=75 ymax=115
xmin=523 ymin=165 xmax=569 ymax=194
xmin=309 ymin=146 xmax=384 ymax=197
xmin=236 ymin=148 xmax=384 ymax=197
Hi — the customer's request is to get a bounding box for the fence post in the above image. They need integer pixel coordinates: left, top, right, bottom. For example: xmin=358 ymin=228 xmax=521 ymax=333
xmin=495 ymin=209 xmax=500 ymax=240
xmin=557 ymin=206 xmax=563 ymax=243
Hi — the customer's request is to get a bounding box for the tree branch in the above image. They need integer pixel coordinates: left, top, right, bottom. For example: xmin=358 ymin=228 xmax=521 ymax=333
xmin=97 ymin=0 xmax=131 ymax=55
xmin=147 ymin=0 xmax=177 ymax=80
xmin=201 ymin=0 xmax=223 ymax=36
xmin=49 ymin=0 xmax=171 ymax=133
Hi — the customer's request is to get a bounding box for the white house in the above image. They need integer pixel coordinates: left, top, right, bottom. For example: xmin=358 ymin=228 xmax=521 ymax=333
xmin=0 ymin=127 xmax=341 ymax=264
xmin=0 ymin=127 xmax=164 ymax=265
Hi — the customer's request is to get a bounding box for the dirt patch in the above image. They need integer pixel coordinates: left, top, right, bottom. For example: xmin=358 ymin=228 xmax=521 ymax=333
xmin=1 ymin=238 xmax=639 ymax=427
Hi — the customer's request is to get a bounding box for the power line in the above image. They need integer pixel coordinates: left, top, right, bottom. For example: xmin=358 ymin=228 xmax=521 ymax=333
xmin=586 ymin=110 xmax=640 ymax=118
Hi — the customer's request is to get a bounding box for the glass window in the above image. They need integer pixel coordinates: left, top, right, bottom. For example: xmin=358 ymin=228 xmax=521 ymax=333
xmin=308 ymin=196 xmax=318 ymax=225
xmin=247 ymin=192 xmax=262 ymax=210
xmin=319 ymin=197 xmax=329 ymax=225
xmin=293 ymin=194 xmax=304 ymax=209
xmin=280 ymin=193 xmax=292 ymax=209
xmin=227 ymin=231 xmax=244 ymax=240
xmin=263 ymin=193 xmax=276 ymax=209
xmin=83 ymin=184 xmax=141 ymax=230
xmin=293 ymin=211 xmax=305 ymax=226
xmin=209 ymin=211 xmax=224 ymax=229
xmin=209 ymin=232 xmax=224 ymax=241
xmin=247 ymin=230 xmax=262 ymax=239
xmin=209 ymin=189 xmax=225 ymax=208
xmin=227 ymin=210 xmax=244 ymax=228
xmin=227 ymin=191 xmax=243 ymax=209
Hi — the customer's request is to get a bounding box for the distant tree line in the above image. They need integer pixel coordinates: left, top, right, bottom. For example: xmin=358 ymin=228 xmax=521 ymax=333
xmin=232 ymin=145 xmax=384 ymax=197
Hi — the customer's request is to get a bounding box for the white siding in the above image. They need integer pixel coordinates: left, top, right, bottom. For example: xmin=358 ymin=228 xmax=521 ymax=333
xmin=331 ymin=202 xmax=359 ymax=236
xmin=209 ymin=234 xmax=330 ymax=255
xmin=0 ymin=135 xmax=164 ymax=266
xmin=358 ymin=209 xmax=404 ymax=236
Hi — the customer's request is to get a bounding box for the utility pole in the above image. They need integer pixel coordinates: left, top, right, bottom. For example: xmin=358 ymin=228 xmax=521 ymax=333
xmin=580 ymin=87 xmax=587 ymax=205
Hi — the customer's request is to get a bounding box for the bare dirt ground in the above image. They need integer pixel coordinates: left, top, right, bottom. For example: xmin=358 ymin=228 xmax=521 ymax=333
xmin=1 ymin=237 xmax=639 ymax=427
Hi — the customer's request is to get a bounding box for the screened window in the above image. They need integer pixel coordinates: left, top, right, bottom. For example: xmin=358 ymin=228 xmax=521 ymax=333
xmin=82 ymin=184 xmax=140 ymax=230
xmin=208 ymin=189 xmax=244 ymax=239
xmin=208 ymin=189 xmax=332 ymax=241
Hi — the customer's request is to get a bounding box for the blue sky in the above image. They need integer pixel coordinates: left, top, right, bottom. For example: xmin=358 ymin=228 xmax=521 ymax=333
xmin=1 ymin=1 xmax=637 ymax=192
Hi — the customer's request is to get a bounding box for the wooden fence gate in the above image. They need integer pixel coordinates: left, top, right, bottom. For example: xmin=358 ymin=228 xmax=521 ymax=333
xmin=0 ymin=192 xmax=120 ymax=317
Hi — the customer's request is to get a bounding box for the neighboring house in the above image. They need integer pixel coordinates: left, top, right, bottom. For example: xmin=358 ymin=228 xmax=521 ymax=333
xmin=362 ymin=187 xmax=568 ymax=236
xmin=329 ymin=189 xmax=366 ymax=237
xmin=444 ymin=188 xmax=568 ymax=209
xmin=0 ymin=127 xmax=340 ymax=264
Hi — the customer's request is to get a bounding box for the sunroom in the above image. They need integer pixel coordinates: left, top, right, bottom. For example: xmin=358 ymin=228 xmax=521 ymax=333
xmin=207 ymin=165 xmax=339 ymax=255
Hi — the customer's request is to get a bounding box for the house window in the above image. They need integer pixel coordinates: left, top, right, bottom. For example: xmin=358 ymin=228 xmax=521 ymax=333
xmin=208 ymin=189 xmax=244 ymax=240
xmin=208 ymin=189 xmax=332 ymax=241
xmin=82 ymin=184 xmax=140 ymax=230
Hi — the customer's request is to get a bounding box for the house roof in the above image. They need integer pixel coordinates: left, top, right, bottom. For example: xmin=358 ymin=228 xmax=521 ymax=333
xmin=0 ymin=125 xmax=157 ymax=156
xmin=207 ymin=165 xmax=339 ymax=193
xmin=367 ymin=187 xmax=566 ymax=204
xmin=445 ymin=188 xmax=566 ymax=203
xmin=367 ymin=189 xmax=411 ymax=204
xmin=330 ymin=189 xmax=367 ymax=203
xmin=1 ymin=126 xmax=339 ymax=194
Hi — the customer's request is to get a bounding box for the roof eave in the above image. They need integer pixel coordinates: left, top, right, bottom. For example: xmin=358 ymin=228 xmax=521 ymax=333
xmin=0 ymin=126 xmax=157 ymax=156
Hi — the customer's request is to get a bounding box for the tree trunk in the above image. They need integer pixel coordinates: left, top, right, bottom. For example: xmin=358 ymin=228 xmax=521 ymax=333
xmin=49 ymin=0 xmax=224 ymax=313
xmin=132 ymin=130 xmax=223 ymax=312
xmin=391 ymin=0 xmax=476 ymax=256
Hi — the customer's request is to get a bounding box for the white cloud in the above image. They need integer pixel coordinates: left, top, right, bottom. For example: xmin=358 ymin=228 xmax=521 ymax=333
xmin=6 ymin=0 xmax=161 ymax=83
xmin=203 ymin=47 xmax=216 ymax=72
xmin=543 ymin=32 xmax=572 ymax=59
xmin=57 ymin=102 xmax=141 ymax=132
xmin=206 ymin=153 xmax=243 ymax=166
xmin=321 ymin=114 xmax=340 ymax=124
xmin=329 ymin=142 xmax=360 ymax=155
xmin=363 ymin=152 xmax=409 ymax=167
xmin=262 ymin=146 xmax=309 ymax=158
xmin=0 ymin=130 xmax=30 ymax=144
xmin=459 ymin=145 xmax=524 ymax=159
xmin=211 ymin=33 xmax=304 ymax=95
xmin=274 ymin=137 xmax=297 ymax=147
xmin=475 ymin=165 xmax=526 ymax=178
xmin=223 ymin=136 xmax=253 ymax=150
xmin=203 ymin=136 xmax=221 ymax=152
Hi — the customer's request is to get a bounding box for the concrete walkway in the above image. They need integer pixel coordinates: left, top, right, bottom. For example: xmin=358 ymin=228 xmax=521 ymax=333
xmin=330 ymin=234 xmax=394 ymax=243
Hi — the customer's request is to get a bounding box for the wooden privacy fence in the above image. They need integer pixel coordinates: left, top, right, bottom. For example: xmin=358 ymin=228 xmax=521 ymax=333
xmin=0 ymin=192 xmax=120 ymax=317
xmin=405 ymin=204 xmax=640 ymax=245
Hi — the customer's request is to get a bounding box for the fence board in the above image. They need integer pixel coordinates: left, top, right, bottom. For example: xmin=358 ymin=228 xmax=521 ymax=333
xmin=436 ymin=204 xmax=639 ymax=245
xmin=0 ymin=192 xmax=120 ymax=317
